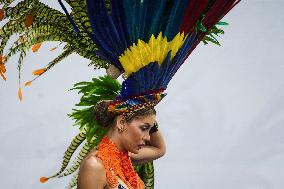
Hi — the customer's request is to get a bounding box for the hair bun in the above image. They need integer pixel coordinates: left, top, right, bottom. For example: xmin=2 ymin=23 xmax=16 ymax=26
xmin=94 ymin=100 xmax=115 ymax=127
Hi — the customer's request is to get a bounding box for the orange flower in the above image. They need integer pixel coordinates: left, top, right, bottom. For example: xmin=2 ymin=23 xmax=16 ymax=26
xmin=32 ymin=68 xmax=47 ymax=76
xmin=18 ymin=87 xmax=23 ymax=101
xmin=40 ymin=177 xmax=49 ymax=183
xmin=24 ymin=80 xmax=32 ymax=87
xmin=0 ymin=9 xmax=4 ymax=21
xmin=0 ymin=71 xmax=6 ymax=81
xmin=24 ymin=14 xmax=33 ymax=27
xmin=32 ymin=43 xmax=41 ymax=52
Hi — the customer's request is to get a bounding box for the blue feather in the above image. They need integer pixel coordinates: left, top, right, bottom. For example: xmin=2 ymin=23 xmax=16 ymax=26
xmin=138 ymin=0 xmax=149 ymax=41
xmin=143 ymin=64 xmax=152 ymax=91
xmin=135 ymin=70 xmax=145 ymax=94
xmin=123 ymin=0 xmax=137 ymax=44
xmin=155 ymin=51 xmax=172 ymax=88
xmin=100 ymin=1 xmax=126 ymax=56
xmin=164 ymin=0 xmax=188 ymax=40
xmin=57 ymin=0 xmax=81 ymax=36
xmin=146 ymin=0 xmax=167 ymax=40
xmin=87 ymin=0 xmax=126 ymax=70
xmin=148 ymin=62 xmax=160 ymax=91
xmin=111 ymin=1 xmax=130 ymax=48
xmin=95 ymin=1 xmax=117 ymax=54
xmin=87 ymin=0 xmax=113 ymax=55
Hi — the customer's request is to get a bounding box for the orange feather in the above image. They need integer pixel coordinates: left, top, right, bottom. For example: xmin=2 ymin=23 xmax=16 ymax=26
xmin=18 ymin=87 xmax=23 ymax=101
xmin=0 ymin=9 xmax=4 ymax=21
xmin=24 ymin=14 xmax=34 ymax=27
xmin=0 ymin=71 xmax=6 ymax=81
xmin=40 ymin=177 xmax=49 ymax=183
xmin=24 ymin=80 xmax=33 ymax=87
xmin=32 ymin=43 xmax=41 ymax=52
xmin=0 ymin=63 xmax=6 ymax=73
xmin=32 ymin=68 xmax=47 ymax=76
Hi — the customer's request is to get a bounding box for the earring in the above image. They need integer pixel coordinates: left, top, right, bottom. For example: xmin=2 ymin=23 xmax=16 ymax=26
xmin=118 ymin=126 xmax=124 ymax=133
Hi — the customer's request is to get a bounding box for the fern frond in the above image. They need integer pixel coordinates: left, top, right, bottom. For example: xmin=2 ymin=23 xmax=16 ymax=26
xmin=201 ymin=23 xmax=227 ymax=46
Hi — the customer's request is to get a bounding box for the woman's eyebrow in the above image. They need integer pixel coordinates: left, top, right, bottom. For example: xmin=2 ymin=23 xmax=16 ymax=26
xmin=142 ymin=123 xmax=151 ymax=128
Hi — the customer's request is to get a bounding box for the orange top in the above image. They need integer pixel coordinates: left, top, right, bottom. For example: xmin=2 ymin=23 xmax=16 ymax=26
xmin=97 ymin=136 xmax=144 ymax=189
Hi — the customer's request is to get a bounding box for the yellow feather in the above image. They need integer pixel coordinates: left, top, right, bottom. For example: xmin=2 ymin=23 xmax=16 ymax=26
xmin=148 ymin=34 xmax=155 ymax=61
xmin=159 ymin=36 xmax=168 ymax=64
xmin=119 ymin=32 xmax=186 ymax=77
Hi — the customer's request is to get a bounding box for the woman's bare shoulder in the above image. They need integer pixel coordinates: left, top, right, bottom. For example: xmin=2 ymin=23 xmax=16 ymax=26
xmin=80 ymin=149 xmax=104 ymax=173
xmin=78 ymin=149 xmax=106 ymax=189
xmin=82 ymin=149 xmax=101 ymax=165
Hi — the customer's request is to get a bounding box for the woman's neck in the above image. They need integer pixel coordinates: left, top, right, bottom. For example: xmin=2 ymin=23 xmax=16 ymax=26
xmin=107 ymin=129 xmax=127 ymax=153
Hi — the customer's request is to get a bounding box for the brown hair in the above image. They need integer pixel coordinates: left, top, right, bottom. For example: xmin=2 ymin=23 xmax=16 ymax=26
xmin=93 ymin=100 xmax=156 ymax=128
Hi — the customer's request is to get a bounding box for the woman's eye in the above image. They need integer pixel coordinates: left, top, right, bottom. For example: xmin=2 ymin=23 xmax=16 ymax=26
xmin=140 ymin=127 xmax=148 ymax=131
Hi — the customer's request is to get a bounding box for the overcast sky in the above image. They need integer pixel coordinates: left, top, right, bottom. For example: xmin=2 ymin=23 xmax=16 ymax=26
xmin=1 ymin=1 xmax=284 ymax=189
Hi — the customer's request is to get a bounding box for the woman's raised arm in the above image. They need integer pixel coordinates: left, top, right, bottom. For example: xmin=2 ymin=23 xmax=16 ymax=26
xmin=130 ymin=129 xmax=166 ymax=165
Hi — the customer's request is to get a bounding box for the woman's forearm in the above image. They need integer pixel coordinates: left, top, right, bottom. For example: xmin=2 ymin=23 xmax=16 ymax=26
xmin=147 ymin=129 xmax=166 ymax=157
xmin=130 ymin=129 xmax=166 ymax=165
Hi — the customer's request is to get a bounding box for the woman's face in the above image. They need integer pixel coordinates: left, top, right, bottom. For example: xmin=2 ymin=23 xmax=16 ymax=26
xmin=121 ymin=114 xmax=156 ymax=154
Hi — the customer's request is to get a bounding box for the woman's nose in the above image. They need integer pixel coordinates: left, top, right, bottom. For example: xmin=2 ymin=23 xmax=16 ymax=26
xmin=143 ymin=132 xmax=150 ymax=142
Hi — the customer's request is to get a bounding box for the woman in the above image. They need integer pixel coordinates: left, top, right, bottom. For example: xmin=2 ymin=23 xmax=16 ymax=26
xmin=78 ymin=101 xmax=166 ymax=189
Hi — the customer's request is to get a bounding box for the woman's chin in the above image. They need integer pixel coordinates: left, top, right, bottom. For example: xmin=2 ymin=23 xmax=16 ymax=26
xmin=129 ymin=148 xmax=139 ymax=154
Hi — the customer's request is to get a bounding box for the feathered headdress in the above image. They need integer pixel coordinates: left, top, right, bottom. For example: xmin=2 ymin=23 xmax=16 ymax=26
xmin=0 ymin=0 xmax=241 ymax=188
xmin=58 ymin=0 xmax=241 ymax=115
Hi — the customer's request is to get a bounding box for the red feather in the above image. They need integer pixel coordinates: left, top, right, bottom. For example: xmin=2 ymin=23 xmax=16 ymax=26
xmin=179 ymin=0 xmax=208 ymax=33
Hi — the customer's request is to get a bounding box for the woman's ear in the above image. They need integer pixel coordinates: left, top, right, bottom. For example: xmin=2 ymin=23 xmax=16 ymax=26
xmin=116 ymin=115 xmax=125 ymax=125
xmin=116 ymin=115 xmax=126 ymax=132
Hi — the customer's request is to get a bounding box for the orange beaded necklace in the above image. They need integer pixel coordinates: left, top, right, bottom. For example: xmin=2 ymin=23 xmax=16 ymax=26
xmin=97 ymin=136 xmax=145 ymax=189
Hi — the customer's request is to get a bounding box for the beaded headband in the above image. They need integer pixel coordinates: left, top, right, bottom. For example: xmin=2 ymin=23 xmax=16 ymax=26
xmin=108 ymin=90 xmax=167 ymax=116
